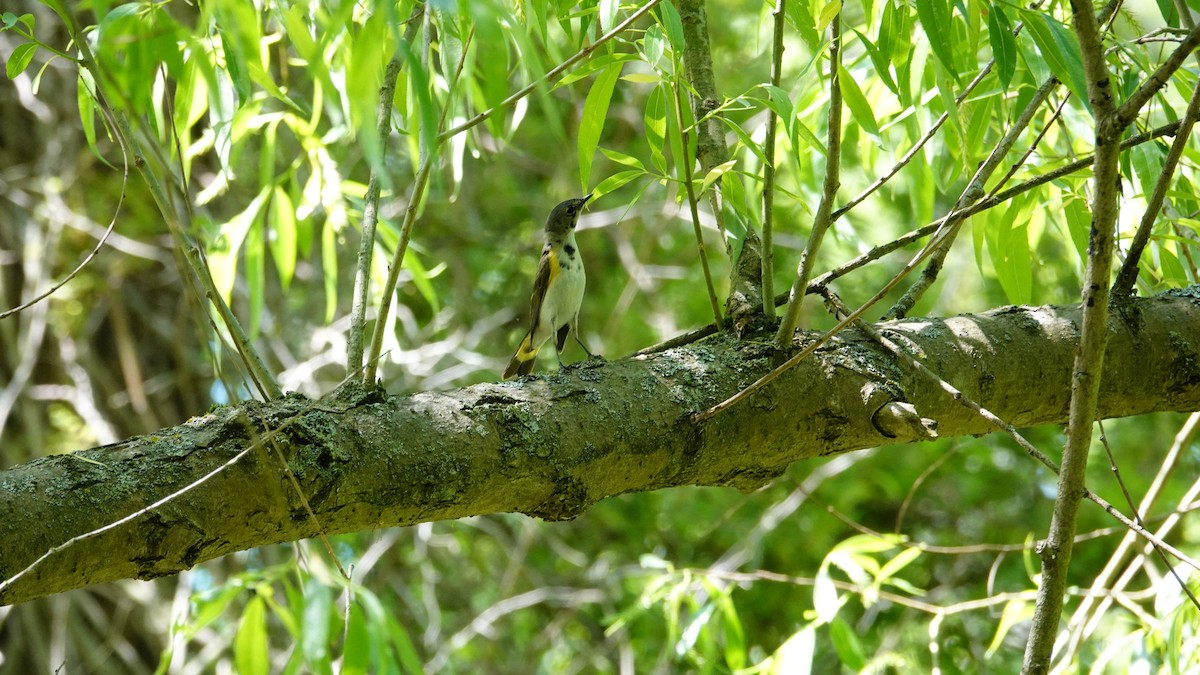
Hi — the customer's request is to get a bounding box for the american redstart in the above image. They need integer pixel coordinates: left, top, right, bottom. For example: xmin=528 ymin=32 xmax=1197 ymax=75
xmin=503 ymin=195 xmax=594 ymax=379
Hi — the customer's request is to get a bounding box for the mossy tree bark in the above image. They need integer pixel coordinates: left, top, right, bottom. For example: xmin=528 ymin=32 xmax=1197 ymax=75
xmin=3 ymin=290 xmax=1200 ymax=605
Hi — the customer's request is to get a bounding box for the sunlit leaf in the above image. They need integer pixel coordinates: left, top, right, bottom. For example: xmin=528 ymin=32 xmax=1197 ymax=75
xmin=986 ymin=599 xmax=1033 ymax=657
xmin=234 ymin=595 xmax=269 ymax=675
xmin=914 ymin=0 xmax=958 ymax=83
xmin=816 ymin=0 xmax=841 ymax=33
xmin=245 ymin=212 xmax=265 ymax=338
xmin=658 ymin=1 xmax=685 ymax=52
xmin=270 ymin=186 xmax=297 ymax=292
xmin=1019 ymin=9 xmax=1089 ymax=110
xmin=770 ymin=626 xmax=815 ymax=675
xmin=987 ymin=3 xmax=1016 ymax=90
xmin=579 ymin=61 xmax=623 ymax=192
xmin=644 ymin=84 xmax=668 ymax=175
xmin=813 ymin=567 xmax=839 ymax=624
xmin=838 ymin=64 xmax=881 ymax=140
xmin=699 ymin=159 xmax=737 ymax=194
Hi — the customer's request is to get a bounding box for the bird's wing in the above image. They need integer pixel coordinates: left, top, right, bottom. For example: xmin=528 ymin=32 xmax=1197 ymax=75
xmin=527 ymin=244 xmax=559 ymax=336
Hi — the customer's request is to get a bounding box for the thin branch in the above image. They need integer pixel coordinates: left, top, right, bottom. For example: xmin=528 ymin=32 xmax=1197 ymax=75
xmin=823 ymin=288 xmax=1200 ymax=577
xmin=774 ymin=13 xmax=841 ymax=345
xmin=788 ymin=121 xmax=1184 ymax=309
xmin=1023 ymin=1 xmax=1123 ymax=670
xmin=1113 ymin=42 xmax=1200 ymax=295
xmin=1113 ymin=23 xmax=1200 ymax=127
xmin=66 ymin=14 xmax=281 ymax=400
xmin=436 ymin=0 xmax=664 ymax=143
xmin=348 ymin=6 xmax=424 ymax=376
xmin=1097 ymin=423 xmax=1200 ymax=611
xmin=1056 ymin=411 xmax=1200 ymax=668
xmin=760 ymin=0 xmax=787 ymax=321
xmin=0 ymin=159 xmax=126 ymax=319
xmin=674 ymin=75 xmax=724 ymax=328
xmin=883 ymin=75 xmax=1059 ymax=320
xmin=830 ymin=40 xmax=995 ymax=223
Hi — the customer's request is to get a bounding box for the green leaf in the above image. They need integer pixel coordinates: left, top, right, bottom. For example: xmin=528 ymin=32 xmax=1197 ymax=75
xmin=593 ymin=170 xmax=645 ymax=199
xmin=816 ymin=0 xmax=841 ymax=33
xmin=986 ymin=599 xmax=1033 ymax=657
xmin=578 ymin=62 xmax=623 ymax=192
xmin=642 ymin=24 xmax=665 ymax=69
xmin=699 ymin=159 xmax=737 ymax=194
xmin=234 ymin=595 xmax=269 ymax=675
xmin=403 ymin=249 xmax=442 ymax=314
xmin=322 ymin=217 xmax=338 ymax=324
xmin=813 ymin=567 xmax=839 ymax=624
xmin=987 ymin=195 xmax=1033 ymax=304
xmin=1019 ymin=10 xmax=1089 ymax=110
xmin=914 ymin=0 xmax=959 ymax=83
xmin=787 ymin=0 xmax=822 ymax=52
xmin=987 ymin=3 xmax=1016 ymax=90
xmin=77 ymin=75 xmax=99 ymax=157
xmin=599 ymin=0 xmax=619 ymax=32
xmin=218 ymin=31 xmax=250 ymax=107
xmin=342 ymin=603 xmax=370 ymax=675
xmin=838 ymin=64 xmax=881 ymax=140
xmin=270 ymin=187 xmax=297 ymax=292
xmin=658 ymin=1 xmax=685 ymax=52
xmin=245 ymin=212 xmax=264 ymax=339
xmin=830 ymin=617 xmax=866 ymax=671
xmin=209 ymin=188 xmax=271 ymax=303
xmin=644 ymin=84 xmax=668 ymax=175
xmin=6 ymin=42 xmax=37 ymax=79
xmin=301 ymin=581 xmax=332 ymax=669
xmin=599 ymin=147 xmax=646 ymax=171
xmin=853 ymin=29 xmax=898 ymax=95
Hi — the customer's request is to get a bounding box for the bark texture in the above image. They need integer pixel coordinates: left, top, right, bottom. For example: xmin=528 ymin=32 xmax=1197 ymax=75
xmin=3 ymin=290 xmax=1200 ymax=605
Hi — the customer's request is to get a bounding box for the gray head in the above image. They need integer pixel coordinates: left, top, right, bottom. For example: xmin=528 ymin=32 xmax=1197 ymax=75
xmin=545 ymin=194 xmax=593 ymax=236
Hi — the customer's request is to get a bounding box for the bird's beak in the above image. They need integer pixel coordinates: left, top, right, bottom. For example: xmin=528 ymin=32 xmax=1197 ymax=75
xmin=581 ymin=193 xmax=594 ymax=205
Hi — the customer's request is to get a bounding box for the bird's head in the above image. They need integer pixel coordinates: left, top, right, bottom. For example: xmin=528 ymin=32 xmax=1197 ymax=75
xmin=545 ymin=194 xmax=593 ymax=236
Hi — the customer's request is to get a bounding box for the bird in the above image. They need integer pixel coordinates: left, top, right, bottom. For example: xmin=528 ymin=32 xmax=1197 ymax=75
xmin=503 ymin=194 xmax=595 ymax=379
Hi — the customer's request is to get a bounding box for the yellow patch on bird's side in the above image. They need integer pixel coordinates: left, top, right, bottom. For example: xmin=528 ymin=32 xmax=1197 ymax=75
xmin=546 ymin=248 xmax=560 ymax=283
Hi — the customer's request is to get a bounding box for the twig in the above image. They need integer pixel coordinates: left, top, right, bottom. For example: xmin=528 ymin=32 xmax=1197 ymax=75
xmin=820 ymin=290 xmax=1200 ymax=575
xmin=1056 ymin=411 xmax=1200 ymax=668
xmin=672 ymin=63 xmax=723 ymax=328
xmin=760 ymin=0 xmax=787 ymax=321
xmin=1097 ymin=422 xmax=1200 ymax=610
xmin=1112 ymin=23 xmax=1200 ymax=129
xmin=64 ymin=11 xmax=282 ymax=400
xmin=796 ymin=120 xmax=1184 ymax=303
xmin=829 ymin=40 xmax=996 ymax=223
xmin=436 ymin=0 xmax=664 ymax=143
xmin=348 ymin=6 xmax=424 ymax=375
xmin=1113 ymin=40 xmax=1200 ymax=295
xmin=0 ymin=160 xmax=125 ymax=320
xmin=1022 ymin=2 xmax=1124 ymax=670
xmin=774 ymin=13 xmax=841 ymax=345
xmin=883 ymin=75 xmax=1058 ymax=320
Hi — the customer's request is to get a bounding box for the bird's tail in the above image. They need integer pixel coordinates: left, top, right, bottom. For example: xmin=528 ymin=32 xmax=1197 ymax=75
xmin=502 ymin=333 xmax=539 ymax=379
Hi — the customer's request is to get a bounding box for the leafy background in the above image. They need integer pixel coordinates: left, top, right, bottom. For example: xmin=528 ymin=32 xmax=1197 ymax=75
xmin=2 ymin=0 xmax=1200 ymax=672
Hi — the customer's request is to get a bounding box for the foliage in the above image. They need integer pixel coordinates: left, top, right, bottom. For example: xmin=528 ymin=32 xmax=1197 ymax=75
xmin=3 ymin=0 xmax=1200 ymax=672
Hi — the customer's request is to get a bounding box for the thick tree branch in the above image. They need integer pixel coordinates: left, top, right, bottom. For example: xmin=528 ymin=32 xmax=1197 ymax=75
xmin=4 ymin=290 xmax=1200 ymax=606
